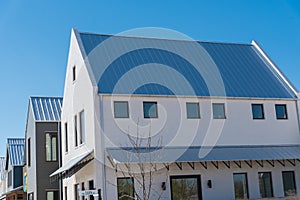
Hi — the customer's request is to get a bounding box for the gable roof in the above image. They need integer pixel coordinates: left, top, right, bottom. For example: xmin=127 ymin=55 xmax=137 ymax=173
xmin=0 ymin=157 xmax=5 ymax=180
xmin=5 ymin=138 xmax=24 ymax=169
xmin=30 ymin=97 xmax=63 ymax=121
xmin=74 ymin=29 xmax=297 ymax=99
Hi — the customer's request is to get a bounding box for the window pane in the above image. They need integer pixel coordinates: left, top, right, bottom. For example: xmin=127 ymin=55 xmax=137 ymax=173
xmin=46 ymin=133 xmax=51 ymax=161
xmin=282 ymin=171 xmax=296 ymax=196
xmin=186 ymin=103 xmax=200 ymax=119
xmin=258 ymin=172 xmax=273 ymax=198
xmin=276 ymin=104 xmax=288 ymax=119
xmin=171 ymin=176 xmax=201 ymax=200
xmin=52 ymin=136 xmax=57 ymax=161
xmin=80 ymin=111 xmax=85 ymax=144
xmin=65 ymin=123 xmax=68 ymax=152
xmin=233 ymin=173 xmax=248 ymax=199
xmin=143 ymin=102 xmax=158 ymax=118
xmin=117 ymin=178 xmax=134 ymax=200
xmin=213 ymin=103 xmax=225 ymax=119
xmin=114 ymin=102 xmax=129 ymax=118
xmin=47 ymin=192 xmax=54 ymax=200
xmin=252 ymin=104 xmax=264 ymax=119
xmin=75 ymin=115 xmax=78 ymax=147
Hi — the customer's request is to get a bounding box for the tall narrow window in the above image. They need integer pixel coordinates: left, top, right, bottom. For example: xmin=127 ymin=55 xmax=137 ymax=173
xmin=233 ymin=173 xmax=249 ymax=199
xmin=117 ymin=177 xmax=134 ymax=200
xmin=46 ymin=191 xmax=59 ymax=200
xmin=282 ymin=171 xmax=296 ymax=196
xmin=74 ymin=184 xmax=79 ymax=200
xmin=72 ymin=66 xmax=76 ymax=81
xmin=143 ymin=102 xmax=158 ymax=118
xmin=258 ymin=172 xmax=273 ymax=198
xmin=28 ymin=193 xmax=34 ymax=200
xmin=64 ymin=186 xmax=67 ymax=200
xmin=79 ymin=110 xmax=85 ymax=144
xmin=186 ymin=102 xmax=200 ymax=119
xmin=252 ymin=104 xmax=264 ymax=119
xmin=275 ymin=104 xmax=288 ymax=119
xmin=170 ymin=175 xmax=202 ymax=200
xmin=81 ymin=182 xmax=85 ymax=200
xmin=114 ymin=101 xmax=129 ymax=118
xmin=213 ymin=103 xmax=226 ymax=119
xmin=7 ymin=170 xmax=12 ymax=187
xmin=74 ymin=115 xmax=78 ymax=147
xmin=89 ymin=180 xmax=94 ymax=200
xmin=28 ymin=138 xmax=31 ymax=167
xmin=65 ymin=122 xmax=68 ymax=152
xmin=46 ymin=133 xmax=57 ymax=161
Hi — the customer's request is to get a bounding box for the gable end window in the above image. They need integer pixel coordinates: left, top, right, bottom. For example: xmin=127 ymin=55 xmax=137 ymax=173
xmin=72 ymin=65 xmax=76 ymax=82
xmin=79 ymin=110 xmax=85 ymax=144
xmin=252 ymin=104 xmax=264 ymax=119
xmin=114 ymin=101 xmax=129 ymax=118
xmin=186 ymin=102 xmax=200 ymax=119
xmin=74 ymin=115 xmax=78 ymax=147
xmin=143 ymin=102 xmax=158 ymax=118
xmin=212 ymin=103 xmax=226 ymax=119
xmin=275 ymin=104 xmax=288 ymax=119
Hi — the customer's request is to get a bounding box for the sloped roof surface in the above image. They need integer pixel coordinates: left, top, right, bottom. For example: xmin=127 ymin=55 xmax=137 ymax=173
xmin=30 ymin=97 xmax=63 ymax=121
xmin=6 ymin=138 xmax=24 ymax=167
xmin=0 ymin=157 xmax=5 ymax=180
xmin=76 ymin=31 xmax=296 ymax=99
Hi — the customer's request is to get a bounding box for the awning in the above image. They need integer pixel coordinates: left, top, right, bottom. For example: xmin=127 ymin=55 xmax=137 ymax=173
xmin=107 ymin=145 xmax=300 ymax=164
xmin=50 ymin=150 xmax=94 ymax=181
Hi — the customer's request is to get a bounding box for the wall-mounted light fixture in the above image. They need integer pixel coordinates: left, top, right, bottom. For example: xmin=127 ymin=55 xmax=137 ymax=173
xmin=207 ymin=180 xmax=212 ymax=188
xmin=161 ymin=182 xmax=166 ymax=190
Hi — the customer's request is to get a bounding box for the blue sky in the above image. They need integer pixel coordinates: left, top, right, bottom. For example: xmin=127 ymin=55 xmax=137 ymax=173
xmin=0 ymin=0 xmax=299 ymax=156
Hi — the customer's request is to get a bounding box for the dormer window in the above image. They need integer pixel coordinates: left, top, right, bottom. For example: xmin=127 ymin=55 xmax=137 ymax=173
xmin=72 ymin=65 xmax=76 ymax=82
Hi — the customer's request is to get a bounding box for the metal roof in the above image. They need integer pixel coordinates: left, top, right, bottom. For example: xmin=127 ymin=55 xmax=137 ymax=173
xmin=6 ymin=138 xmax=24 ymax=167
xmin=30 ymin=97 xmax=63 ymax=121
xmin=0 ymin=157 xmax=5 ymax=180
xmin=76 ymin=30 xmax=297 ymax=99
xmin=107 ymin=145 xmax=300 ymax=163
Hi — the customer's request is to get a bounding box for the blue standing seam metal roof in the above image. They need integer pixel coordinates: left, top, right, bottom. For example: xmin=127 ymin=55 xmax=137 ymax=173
xmin=6 ymin=138 xmax=24 ymax=168
xmin=30 ymin=97 xmax=63 ymax=121
xmin=0 ymin=157 xmax=5 ymax=180
xmin=107 ymin=145 xmax=300 ymax=163
xmin=76 ymin=31 xmax=297 ymax=99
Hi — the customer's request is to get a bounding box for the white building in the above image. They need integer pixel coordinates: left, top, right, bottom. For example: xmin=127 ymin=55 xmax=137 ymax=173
xmin=51 ymin=28 xmax=300 ymax=200
xmin=0 ymin=157 xmax=6 ymax=200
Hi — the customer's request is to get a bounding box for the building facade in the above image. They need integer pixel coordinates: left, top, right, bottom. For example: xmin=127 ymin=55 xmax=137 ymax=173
xmin=51 ymin=29 xmax=300 ymax=200
xmin=0 ymin=157 xmax=6 ymax=200
xmin=23 ymin=97 xmax=63 ymax=200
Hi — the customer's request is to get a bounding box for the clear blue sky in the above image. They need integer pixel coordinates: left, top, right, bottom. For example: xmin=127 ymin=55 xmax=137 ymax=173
xmin=0 ymin=0 xmax=299 ymax=156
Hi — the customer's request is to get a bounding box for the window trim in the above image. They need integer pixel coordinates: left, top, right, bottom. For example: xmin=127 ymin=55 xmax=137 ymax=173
xmin=45 ymin=132 xmax=58 ymax=162
xmin=233 ymin=172 xmax=249 ymax=199
xmin=212 ymin=103 xmax=226 ymax=119
xmin=114 ymin=101 xmax=129 ymax=118
xmin=186 ymin=102 xmax=200 ymax=119
xmin=258 ymin=171 xmax=274 ymax=198
xmin=143 ymin=101 xmax=158 ymax=119
xmin=252 ymin=104 xmax=265 ymax=120
xmin=275 ymin=104 xmax=288 ymax=120
xmin=170 ymin=175 xmax=202 ymax=200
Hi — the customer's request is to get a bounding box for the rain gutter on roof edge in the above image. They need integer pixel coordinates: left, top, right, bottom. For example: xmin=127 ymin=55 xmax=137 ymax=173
xmin=251 ymin=40 xmax=298 ymax=97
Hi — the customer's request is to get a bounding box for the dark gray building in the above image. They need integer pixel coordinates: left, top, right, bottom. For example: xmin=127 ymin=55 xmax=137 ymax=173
xmin=24 ymin=97 xmax=63 ymax=200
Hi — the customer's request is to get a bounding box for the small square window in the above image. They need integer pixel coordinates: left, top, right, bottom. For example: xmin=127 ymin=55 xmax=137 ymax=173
xmin=275 ymin=104 xmax=288 ymax=119
xmin=186 ymin=103 xmax=200 ymax=119
xmin=143 ymin=102 xmax=158 ymax=118
xmin=252 ymin=104 xmax=264 ymax=119
xmin=212 ymin=103 xmax=225 ymax=119
xmin=114 ymin=101 xmax=129 ymax=118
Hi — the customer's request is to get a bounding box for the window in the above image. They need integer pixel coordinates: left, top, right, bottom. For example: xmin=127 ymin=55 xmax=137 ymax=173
xmin=81 ymin=182 xmax=85 ymax=200
xmin=28 ymin=138 xmax=31 ymax=167
xmin=89 ymin=180 xmax=94 ymax=200
xmin=252 ymin=104 xmax=264 ymax=119
xmin=46 ymin=133 xmax=57 ymax=161
xmin=7 ymin=170 xmax=12 ymax=187
xmin=282 ymin=171 xmax=296 ymax=196
xmin=74 ymin=184 xmax=79 ymax=200
xmin=65 ymin=122 xmax=68 ymax=152
xmin=46 ymin=191 xmax=59 ymax=200
xmin=72 ymin=66 xmax=76 ymax=81
xmin=117 ymin=177 xmax=134 ymax=200
xmin=79 ymin=110 xmax=85 ymax=144
xmin=64 ymin=186 xmax=67 ymax=200
xmin=114 ymin=101 xmax=129 ymax=118
xmin=275 ymin=104 xmax=288 ymax=119
xmin=212 ymin=103 xmax=225 ymax=119
xmin=186 ymin=103 xmax=200 ymax=119
xmin=28 ymin=193 xmax=34 ymax=200
xmin=170 ymin=175 xmax=202 ymax=200
xmin=233 ymin=173 xmax=249 ymax=199
xmin=258 ymin=172 xmax=273 ymax=198
xmin=143 ymin=102 xmax=158 ymax=118
xmin=74 ymin=115 xmax=78 ymax=147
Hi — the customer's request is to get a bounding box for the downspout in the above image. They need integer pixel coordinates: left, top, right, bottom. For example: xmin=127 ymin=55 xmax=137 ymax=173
xmin=100 ymin=95 xmax=107 ymax=200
